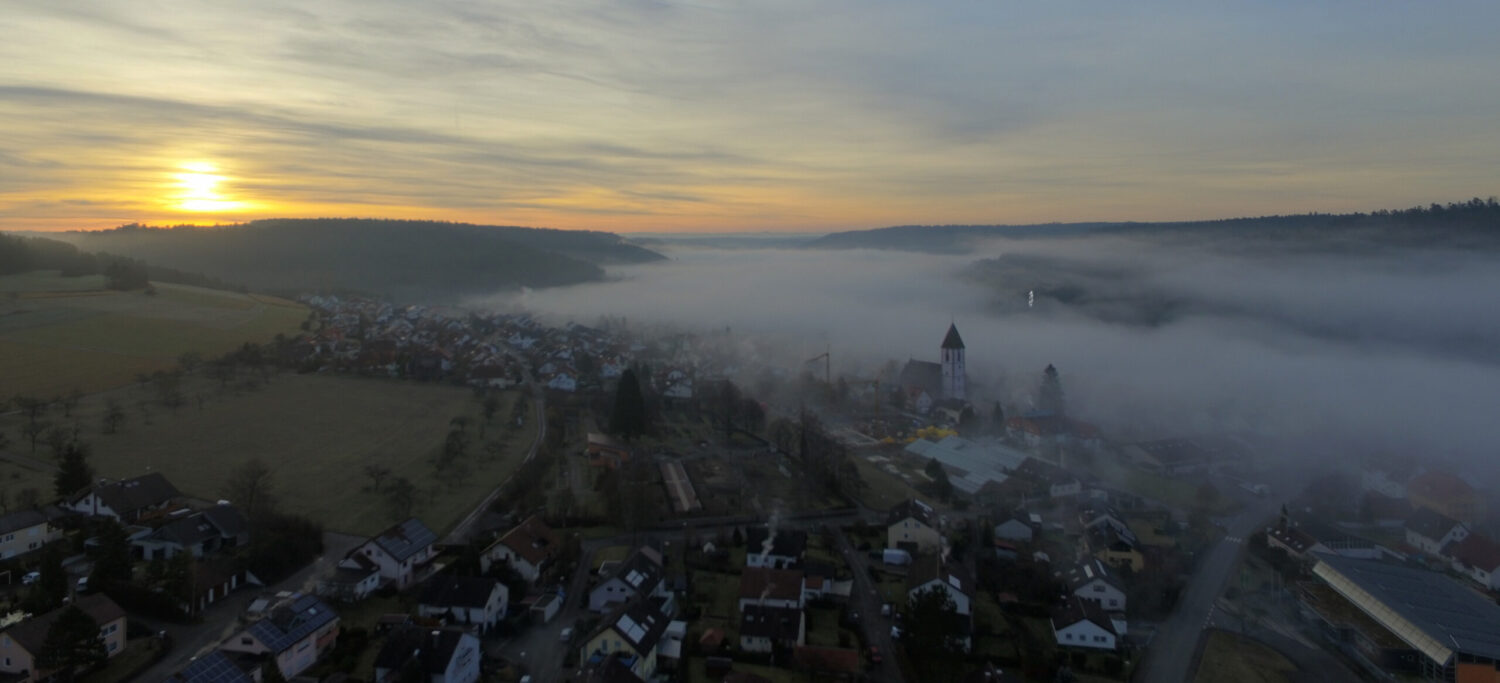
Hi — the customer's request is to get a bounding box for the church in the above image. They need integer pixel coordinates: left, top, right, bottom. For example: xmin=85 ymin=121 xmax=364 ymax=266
xmin=898 ymin=323 xmax=967 ymax=414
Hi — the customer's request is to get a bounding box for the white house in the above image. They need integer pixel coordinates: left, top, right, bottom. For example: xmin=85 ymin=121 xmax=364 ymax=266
xmin=906 ymin=558 xmax=973 ymax=618
xmin=66 ymin=472 xmax=181 ymax=523
xmin=481 ymin=515 xmax=560 ymax=582
xmin=739 ymin=605 xmax=805 ymax=653
xmin=317 ymin=553 xmax=382 ymax=603
xmin=1063 ymin=559 xmax=1127 ymax=613
xmin=589 ymin=546 xmax=666 ymax=613
xmin=886 ymin=499 xmax=942 ymax=554
xmin=418 ymin=575 xmax=508 ymax=634
xmin=349 ymin=517 xmax=439 ymax=591
xmin=220 ymin=593 xmax=340 ymax=680
xmin=0 ymin=509 xmax=62 ymax=560
xmin=1051 ymin=596 xmax=1117 ymax=651
xmin=373 ymin=626 xmax=482 ymax=683
xmin=1405 ymin=508 xmax=1468 ymax=556
xmin=738 ymin=568 xmax=806 ymax=612
xmin=745 ymin=527 xmax=807 ymax=569
xmin=546 ymin=372 xmax=578 ymax=393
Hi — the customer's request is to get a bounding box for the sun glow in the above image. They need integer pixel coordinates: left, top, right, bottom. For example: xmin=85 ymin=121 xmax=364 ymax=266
xmin=172 ymin=161 xmax=243 ymax=212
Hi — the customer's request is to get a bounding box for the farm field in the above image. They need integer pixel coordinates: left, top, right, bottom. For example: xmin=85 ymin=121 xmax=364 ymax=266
xmin=67 ymin=373 xmax=530 ymax=536
xmin=0 ymin=272 xmax=306 ymax=396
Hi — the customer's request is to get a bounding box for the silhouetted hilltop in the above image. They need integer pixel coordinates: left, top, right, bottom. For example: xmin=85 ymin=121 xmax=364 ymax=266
xmin=48 ymin=218 xmax=665 ymax=300
xmin=805 ymin=199 xmax=1500 ymax=253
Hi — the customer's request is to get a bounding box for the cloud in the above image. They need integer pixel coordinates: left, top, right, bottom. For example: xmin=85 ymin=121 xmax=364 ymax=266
xmin=483 ymin=236 xmax=1500 ymax=473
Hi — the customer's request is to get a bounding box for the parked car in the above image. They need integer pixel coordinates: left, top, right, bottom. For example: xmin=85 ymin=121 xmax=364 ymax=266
xmin=880 ymin=603 xmax=892 ymax=617
xmin=559 ymin=627 xmax=574 ymax=644
xmin=869 ymin=646 xmax=883 ymax=664
xmin=21 ymin=571 xmax=40 ymax=585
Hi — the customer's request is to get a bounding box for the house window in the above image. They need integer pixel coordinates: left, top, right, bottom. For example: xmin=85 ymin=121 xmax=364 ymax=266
xmin=1065 ymin=633 xmax=1072 ymax=640
xmin=108 ymin=641 xmax=118 ymax=652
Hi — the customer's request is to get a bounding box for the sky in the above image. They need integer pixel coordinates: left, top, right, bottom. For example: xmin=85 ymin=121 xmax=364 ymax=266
xmin=2 ymin=1 xmax=1498 ymax=233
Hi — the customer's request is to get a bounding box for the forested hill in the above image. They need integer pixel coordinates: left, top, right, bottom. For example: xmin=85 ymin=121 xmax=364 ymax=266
xmin=805 ymin=198 xmax=1500 ymax=253
xmin=47 ymin=218 xmax=666 ymax=300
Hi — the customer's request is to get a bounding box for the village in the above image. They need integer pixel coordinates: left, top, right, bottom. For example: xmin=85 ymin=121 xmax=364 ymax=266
xmin=0 ymin=297 xmax=1497 ymax=683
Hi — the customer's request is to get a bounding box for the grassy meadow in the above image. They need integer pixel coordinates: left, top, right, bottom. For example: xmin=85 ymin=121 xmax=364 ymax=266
xmin=0 ymin=272 xmax=306 ymax=396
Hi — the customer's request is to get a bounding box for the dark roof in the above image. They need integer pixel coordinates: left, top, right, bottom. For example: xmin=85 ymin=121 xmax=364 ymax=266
xmin=1314 ymin=553 xmax=1500 ymax=662
xmin=419 ymin=574 xmax=503 ymax=609
xmin=906 ymin=555 xmax=972 ymax=597
xmin=494 ymin=514 xmax=560 ymax=567
xmin=170 ymin=650 xmax=256 ymax=683
xmin=202 ymin=505 xmax=249 ymax=538
xmin=583 ymin=652 xmax=647 ymax=683
xmin=601 ymin=598 xmax=671 ymax=653
xmin=887 ymin=498 xmax=937 ymax=528
xmin=899 ymin=359 xmax=942 ymax=396
xmin=1447 ymin=533 xmax=1500 ymax=573
xmin=1405 ymin=507 xmax=1464 ymax=540
xmin=80 ymin=472 xmax=180 ymax=514
xmin=246 ymin=593 xmax=338 ymax=654
xmin=3 ymin=594 xmax=126 ymax=656
xmin=745 ymin=527 xmax=808 ymax=560
xmin=738 ymin=567 xmax=805 ymax=603
xmin=941 ymin=323 xmax=965 ymax=350
xmin=369 ymin=517 xmax=438 ymax=563
xmin=1062 ymin=559 xmax=1122 ymax=593
xmin=1267 ymin=525 xmax=1320 ymax=555
xmin=1052 ymin=595 xmax=1116 ymax=636
xmin=374 ymin=625 xmax=475 ymax=674
xmin=151 ymin=512 xmax=225 ymax=547
xmin=0 ymin=509 xmax=50 ymax=536
xmin=739 ymin=604 xmax=803 ymax=640
xmin=608 ymin=546 xmax=664 ymax=594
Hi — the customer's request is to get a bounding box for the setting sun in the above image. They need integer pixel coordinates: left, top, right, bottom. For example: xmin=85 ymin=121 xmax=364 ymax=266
xmin=173 ymin=162 xmax=243 ymax=212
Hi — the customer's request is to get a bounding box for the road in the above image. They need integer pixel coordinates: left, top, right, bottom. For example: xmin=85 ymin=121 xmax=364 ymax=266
xmin=1134 ymin=496 xmax=1281 ymax=683
xmin=446 ymin=362 xmax=546 ymax=546
xmin=134 ymin=532 xmax=365 ymax=682
xmin=832 ymin=527 xmax=903 ymax=683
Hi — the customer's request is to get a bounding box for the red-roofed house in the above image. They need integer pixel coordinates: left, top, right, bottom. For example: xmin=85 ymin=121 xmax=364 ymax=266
xmin=481 ymin=515 xmax=561 ymax=582
xmin=1407 ymin=471 xmax=1486 ymax=526
xmin=1445 ymin=534 xmax=1500 ymax=591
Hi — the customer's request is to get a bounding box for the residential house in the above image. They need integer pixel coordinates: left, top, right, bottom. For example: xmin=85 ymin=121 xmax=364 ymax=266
xmin=1084 ymin=526 xmax=1144 ymax=573
xmin=993 ymin=517 xmax=1034 ymax=545
xmin=739 ymin=605 xmax=805 ymax=653
xmin=1407 ymin=471 xmax=1487 ymax=527
xmin=905 ymin=557 xmax=973 ymax=653
xmin=480 ymin=514 xmax=561 ymax=581
xmin=1404 ymin=508 xmax=1468 ymax=556
xmin=1444 ymin=533 xmax=1500 ymax=591
xmin=546 ymin=370 xmax=578 ymax=393
xmin=66 ymin=472 xmax=181 ymax=522
xmin=373 ymin=626 xmax=482 ymax=683
xmin=1063 ymin=559 xmax=1127 ymax=613
xmin=0 ymin=509 xmax=61 ymax=560
xmin=134 ymin=504 xmax=250 ymax=560
xmin=170 ymin=650 xmax=261 ymax=683
xmin=744 ymin=527 xmax=807 ymax=569
xmin=317 ymin=553 xmax=382 ymax=603
xmin=587 ymin=433 xmax=634 ymax=469
xmin=1267 ymin=523 xmax=1327 ymax=560
xmin=0 ymin=594 xmax=127 ymax=682
xmin=349 ymin=517 xmax=439 ymax=591
xmin=220 ymin=593 xmax=340 ymax=680
xmin=737 ymin=568 xmax=806 ymax=612
xmin=1011 ymin=458 xmax=1082 ymax=498
xmin=417 ymin=575 xmax=508 ymax=634
xmin=589 ymin=546 xmax=666 ymax=613
xmin=581 ymin=652 xmax=646 ymax=683
xmin=581 ymin=599 xmax=672 ymax=680
xmin=1051 ymin=596 xmax=1118 ymax=651
xmin=182 ymin=558 xmax=251 ymax=615
xmin=886 ymin=499 xmax=942 ymax=554
xmin=801 ymin=562 xmax=838 ymax=603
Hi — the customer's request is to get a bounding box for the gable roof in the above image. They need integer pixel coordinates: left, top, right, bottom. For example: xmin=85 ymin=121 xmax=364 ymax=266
xmin=493 ymin=514 xmax=560 ymax=567
xmin=1052 ymin=595 xmax=1116 ymax=636
xmin=1446 ymin=533 xmax=1500 ymax=573
xmin=0 ymin=509 xmax=51 ymax=536
xmin=77 ymin=472 xmax=180 ymax=514
xmin=420 ymin=574 xmax=503 ymax=609
xmin=906 ymin=555 xmax=972 ymax=597
xmin=941 ymin=323 xmax=965 ymax=350
xmin=368 ymin=517 xmax=438 ymax=563
xmin=374 ymin=625 xmax=475 ymax=674
xmin=151 ymin=507 xmax=247 ymax=547
xmin=202 ymin=504 xmax=249 ymax=538
xmin=246 ymin=593 xmax=338 ymax=654
xmin=607 ymin=546 xmax=664 ymax=594
xmin=899 ymin=359 xmax=942 ymax=396
xmin=745 ymin=527 xmax=808 ymax=560
xmin=1062 ymin=558 xmax=1123 ymax=593
xmin=1406 ymin=507 xmax=1464 ymax=541
xmin=602 ymin=599 xmax=671 ymax=654
xmin=887 ymin=498 xmax=937 ymax=528
xmin=1267 ymin=524 xmax=1320 ymax=555
xmin=738 ymin=567 xmax=805 ymax=603
xmin=1408 ymin=470 xmax=1478 ymax=501
xmin=170 ymin=650 xmax=257 ymax=683
xmin=740 ymin=604 xmax=803 ymax=640
xmin=3 ymin=594 xmax=126 ymax=656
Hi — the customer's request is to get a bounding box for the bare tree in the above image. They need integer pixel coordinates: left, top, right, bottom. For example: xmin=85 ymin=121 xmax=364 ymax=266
xmin=222 ymin=458 xmax=277 ymax=521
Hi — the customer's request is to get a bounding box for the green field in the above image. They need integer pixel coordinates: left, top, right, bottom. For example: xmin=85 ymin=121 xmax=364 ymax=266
xmin=66 ymin=374 xmax=529 ymax=536
xmin=0 ymin=273 xmax=306 ymax=396
xmin=1192 ymin=630 xmax=1295 ymax=683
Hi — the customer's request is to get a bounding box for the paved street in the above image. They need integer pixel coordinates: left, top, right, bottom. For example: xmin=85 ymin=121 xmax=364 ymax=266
xmin=833 ymin=527 xmax=903 ymax=683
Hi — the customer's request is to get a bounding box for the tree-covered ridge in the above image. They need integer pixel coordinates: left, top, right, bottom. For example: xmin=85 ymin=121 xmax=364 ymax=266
xmin=805 ymin=198 xmax=1500 ymax=252
xmin=0 ymin=232 xmax=235 ymax=291
xmin=47 ymin=218 xmax=666 ymax=301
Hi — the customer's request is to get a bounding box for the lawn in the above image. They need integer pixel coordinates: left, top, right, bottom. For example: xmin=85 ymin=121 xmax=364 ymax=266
xmin=693 ymin=570 xmax=742 ymax=623
xmin=0 ymin=278 xmax=306 ymax=396
xmin=1192 ymin=630 xmax=1295 ymax=683
xmin=852 ymin=455 xmax=934 ymax=511
xmin=73 ymin=374 xmax=529 ymax=536
xmin=595 ymin=544 xmax=633 ymax=569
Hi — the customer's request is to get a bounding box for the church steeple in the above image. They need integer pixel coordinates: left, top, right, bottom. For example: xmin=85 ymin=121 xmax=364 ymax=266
xmin=941 ymin=323 xmax=966 ymax=400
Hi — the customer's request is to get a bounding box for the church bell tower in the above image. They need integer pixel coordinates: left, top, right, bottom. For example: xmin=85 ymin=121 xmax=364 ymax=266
xmin=941 ymin=323 xmax=966 ymax=401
